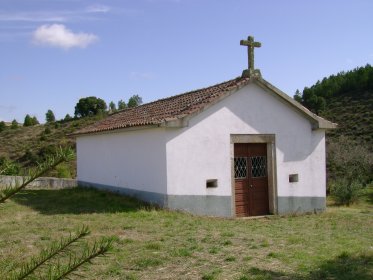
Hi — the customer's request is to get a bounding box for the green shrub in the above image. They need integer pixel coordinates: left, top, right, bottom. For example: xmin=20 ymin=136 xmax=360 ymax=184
xmin=0 ymin=121 xmax=6 ymax=132
xmin=44 ymin=127 xmax=51 ymax=134
xmin=0 ymin=157 xmax=20 ymax=175
xmin=10 ymin=119 xmax=18 ymax=129
xmin=38 ymin=145 xmax=56 ymax=160
xmin=23 ymin=149 xmax=39 ymax=164
xmin=56 ymin=163 xmax=72 ymax=178
xmin=327 ymin=136 xmax=373 ymax=186
xmin=329 ymin=179 xmax=363 ymax=206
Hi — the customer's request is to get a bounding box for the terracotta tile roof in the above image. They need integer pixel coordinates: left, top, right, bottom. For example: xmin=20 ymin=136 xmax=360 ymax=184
xmin=73 ymin=76 xmax=251 ymax=135
xmin=73 ymin=74 xmax=337 ymax=136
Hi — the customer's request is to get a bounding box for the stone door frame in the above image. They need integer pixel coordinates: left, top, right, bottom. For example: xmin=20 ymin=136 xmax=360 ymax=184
xmin=230 ymin=134 xmax=278 ymax=217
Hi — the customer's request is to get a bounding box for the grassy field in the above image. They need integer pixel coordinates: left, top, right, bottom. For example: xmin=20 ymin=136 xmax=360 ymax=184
xmin=0 ymin=187 xmax=372 ymax=280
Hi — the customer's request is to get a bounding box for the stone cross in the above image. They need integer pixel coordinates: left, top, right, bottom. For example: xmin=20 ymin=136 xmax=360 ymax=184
xmin=240 ymin=36 xmax=261 ymax=75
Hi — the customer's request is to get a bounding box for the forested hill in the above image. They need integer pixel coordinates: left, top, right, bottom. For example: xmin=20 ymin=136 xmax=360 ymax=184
xmin=294 ymin=64 xmax=373 ymax=147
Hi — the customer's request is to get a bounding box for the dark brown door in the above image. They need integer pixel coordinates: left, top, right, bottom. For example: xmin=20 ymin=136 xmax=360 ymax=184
xmin=234 ymin=143 xmax=269 ymax=217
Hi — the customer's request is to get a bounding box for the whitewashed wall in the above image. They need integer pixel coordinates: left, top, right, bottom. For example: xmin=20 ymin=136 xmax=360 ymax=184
xmin=77 ymin=82 xmax=326 ymax=208
xmin=166 ymin=83 xmax=326 ymax=198
xmin=77 ymin=127 xmax=168 ymax=195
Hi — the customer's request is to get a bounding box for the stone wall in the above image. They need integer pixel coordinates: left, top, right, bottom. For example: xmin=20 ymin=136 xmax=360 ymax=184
xmin=0 ymin=175 xmax=77 ymax=189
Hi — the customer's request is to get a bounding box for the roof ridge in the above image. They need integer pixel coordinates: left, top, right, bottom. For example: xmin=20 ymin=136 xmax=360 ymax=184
xmin=132 ymin=76 xmax=243 ymax=109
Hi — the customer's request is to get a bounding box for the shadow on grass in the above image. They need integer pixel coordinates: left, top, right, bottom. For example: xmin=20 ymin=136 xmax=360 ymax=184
xmin=239 ymin=252 xmax=373 ymax=280
xmin=309 ymin=252 xmax=373 ymax=280
xmin=11 ymin=187 xmax=150 ymax=215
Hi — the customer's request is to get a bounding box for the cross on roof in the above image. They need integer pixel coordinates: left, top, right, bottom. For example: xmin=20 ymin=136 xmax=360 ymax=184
xmin=240 ymin=36 xmax=261 ymax=77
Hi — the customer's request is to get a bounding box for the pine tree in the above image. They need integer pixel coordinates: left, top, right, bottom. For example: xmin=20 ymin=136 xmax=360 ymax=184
xmin=64 ymin=114 xmax=72 ymax=121
xmin=109 ymin=101 xmax=116 ymax=113
xmin=118 ymin=99 xmax=126 ymax=110
xmin=45 ymin=109 xmax=56 ymax=123
xmin=24 ymin=114 xmax=33 ymax=127
xmin=32 ymin=116 xmax=39 ymax=125
xmin=127 ymin=94 xmax=143 ymax=108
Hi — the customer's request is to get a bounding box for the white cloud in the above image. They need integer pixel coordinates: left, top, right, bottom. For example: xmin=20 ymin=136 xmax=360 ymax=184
xmin=0 ymin=12 xmax=67 ymax=22
xmin=32 ymin=24 xmax=98 ymax=50
xmin=86 ymin=4 xmax=111 ymax=13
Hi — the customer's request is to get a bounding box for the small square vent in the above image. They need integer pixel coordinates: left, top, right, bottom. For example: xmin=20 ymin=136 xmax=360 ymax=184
xmin=206 ymin=179 xmax=218 ymax=188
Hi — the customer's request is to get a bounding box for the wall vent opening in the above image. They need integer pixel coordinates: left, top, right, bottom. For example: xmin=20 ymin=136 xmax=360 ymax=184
xmin=206 ymin=179 xmax=218 ymax=188
xmin=289 ymin=174 xmax=299 ymax=183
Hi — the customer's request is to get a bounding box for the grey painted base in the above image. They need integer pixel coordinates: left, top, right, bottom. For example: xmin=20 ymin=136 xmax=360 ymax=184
xmin=168 ymin=195 xmax=232 ymax=217
xmin=78 ymin=181 xmax=325 ymax=217
xmin=277 ymin=196 xmax=326 ymax=214
xmin=78 ymin=181 xmax=232 ymax=217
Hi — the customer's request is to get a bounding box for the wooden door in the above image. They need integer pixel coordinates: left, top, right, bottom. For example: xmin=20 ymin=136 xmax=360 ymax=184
xmin=234 ymin=143 xmax=269 ymax=217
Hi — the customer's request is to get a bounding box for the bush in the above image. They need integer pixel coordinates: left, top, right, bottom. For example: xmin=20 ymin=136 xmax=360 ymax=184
xmin=0 ymin=157 xmax=21 ymax=175
xmin=0 ymin=121 xmax=6 ymax=132
xmin=329 ymin=179 xmax=363 ymax=206
xmin=56 ymin=163 xmax=72 ymax=178
xmin=22 ymin=149 xmax=39 ymax=164
xmin=10 ymin=119 xmax=18 ymax=129
xmin=38 ymin=145 xmax=56 ymax=161
xmin=327 ymin=136 xmax=373 ymax=185
xmin=44 ymin=127 xmax=52 ymax=134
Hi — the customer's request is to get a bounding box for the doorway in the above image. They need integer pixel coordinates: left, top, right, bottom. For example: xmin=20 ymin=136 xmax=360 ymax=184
xmin=234 ymin=143 xmax=269 ymax=216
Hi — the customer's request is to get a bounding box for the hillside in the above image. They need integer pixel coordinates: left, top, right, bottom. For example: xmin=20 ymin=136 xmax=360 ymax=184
xmin=295 ymin=64 xmax=373 ymax=148
xmin=322 ymin=89 xmax=373 ymax=146
xmin=0 ymin=115 xmax=104 ymax=178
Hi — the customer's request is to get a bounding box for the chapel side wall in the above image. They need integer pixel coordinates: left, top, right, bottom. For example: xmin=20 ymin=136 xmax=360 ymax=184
xmin=166 ymin=83 xmax=326 ymax=215
xmin=77 ymin=128 xmax=168 ymax=205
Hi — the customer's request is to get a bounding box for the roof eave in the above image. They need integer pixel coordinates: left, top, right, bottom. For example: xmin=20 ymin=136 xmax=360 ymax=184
xmin=71 ymin=124 xmax=161 ymax=137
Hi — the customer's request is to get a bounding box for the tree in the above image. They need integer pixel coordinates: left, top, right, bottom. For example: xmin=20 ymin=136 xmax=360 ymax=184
xmin=64 ymin=114 xmax=72 ymax=121
xmin=45 ymin=109 xmax=56 ymax=123
xmin=109 ymin=101 xmax=116 ymax=113
xmin=10 ymin=119 xmax=18 ymax=129
xmin=0 ymin=121 xmax=6 ymax=132
xmin=24 ymin=115 xmax=39 ymax=127
xmin=32 ymin=116 xmax=39 ymax=125
xmin=74 ymin=96 xmax=107 ymax=117
xmin=293 ymin=89 xmax=302 ymax=103
xmin=24 ymin=114 xmax=33 ymax=127
xmin=118 ymin=99 xmax=126 ymax=110
xmin=127 ymin=94 xmax=143 ymax=108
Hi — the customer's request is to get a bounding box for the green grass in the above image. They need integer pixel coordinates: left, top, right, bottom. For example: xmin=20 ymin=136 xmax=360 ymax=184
xmin=0 ymin=187 xmax=372 ymax=279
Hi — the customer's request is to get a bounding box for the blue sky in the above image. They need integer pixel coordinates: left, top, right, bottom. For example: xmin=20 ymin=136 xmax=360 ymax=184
xmin=1 ymin=0 xmax=373 ymax=123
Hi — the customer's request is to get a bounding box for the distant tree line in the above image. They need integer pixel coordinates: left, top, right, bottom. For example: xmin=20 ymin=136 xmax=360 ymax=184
xmin=294 ymin=64 xmax=373 ymax=114
xmin=0 ymin=94 xmax=143 ymax=132
xmin=74 ymin=94 xmax=143 ymax=117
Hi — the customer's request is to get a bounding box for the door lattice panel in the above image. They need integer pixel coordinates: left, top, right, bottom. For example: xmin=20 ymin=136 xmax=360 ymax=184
xmin=251 ymin=156 xmax=267 ymax=178
xmin=234 ymin=157 xmax=247 ymax=179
